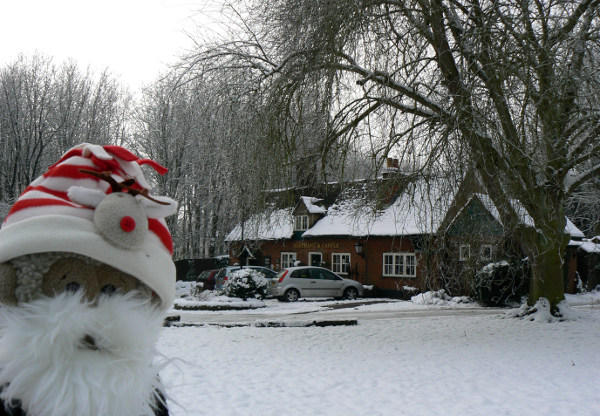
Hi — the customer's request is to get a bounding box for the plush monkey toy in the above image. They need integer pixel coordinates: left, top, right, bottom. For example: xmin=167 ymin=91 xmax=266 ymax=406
xmin=0 ymin=144 xmax=177 ymax=416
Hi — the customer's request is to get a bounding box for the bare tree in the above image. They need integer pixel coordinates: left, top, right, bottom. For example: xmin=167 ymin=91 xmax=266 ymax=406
xmin=134 ymin=65 xmax=285 ymax=259
xmin=182 ymin=0 xmax=600 ymax=311
xmin=0 ymin=54 xmax=131 ymax=204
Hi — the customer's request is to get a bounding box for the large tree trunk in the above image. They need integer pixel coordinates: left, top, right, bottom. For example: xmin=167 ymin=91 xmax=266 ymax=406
xmin=521 ymin=205 xmax=570 ymax=310
xmin=526 ymin=238 xmax=566 ymax=310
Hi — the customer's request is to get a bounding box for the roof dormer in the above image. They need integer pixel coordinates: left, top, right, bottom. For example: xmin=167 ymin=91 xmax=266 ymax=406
xmin=292 ymin=196 xmax=327 ymax=236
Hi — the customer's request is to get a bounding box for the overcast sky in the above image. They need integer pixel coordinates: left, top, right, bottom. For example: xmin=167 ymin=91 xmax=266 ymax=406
xmin=0 ymin=0 xmax=206 ymax=90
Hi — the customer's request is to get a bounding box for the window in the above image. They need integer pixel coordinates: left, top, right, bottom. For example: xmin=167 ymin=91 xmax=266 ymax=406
xmin=383 ymin=253 xmax=417 ymax=277
xmin=332 ymin=253 xmax=351 ymax=275
xmin=406 ymin=255 xmax=416 ymax=276
xmin=480 ymin=244 xmax=492 ymax=261
xmin=294 ymin=215 xmax=309 ymax=231
xmin=291 ymin=269 xmax=311 ymax=279
xmin=459 ymin=244 xmax=471 ymax=261
xmin=281 ymin=252 xmax=297 ymax=269
xmin=311 ymin=268 xmax=340 ymax=280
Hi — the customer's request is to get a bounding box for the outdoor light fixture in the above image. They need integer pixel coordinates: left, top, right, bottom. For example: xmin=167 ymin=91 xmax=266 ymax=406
xmin=354 ymin=241 xmax=365 ymax=257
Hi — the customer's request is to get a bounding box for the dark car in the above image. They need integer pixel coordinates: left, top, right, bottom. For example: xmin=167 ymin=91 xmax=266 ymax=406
xmin=197 ymin=269 xmax=218 ymax=290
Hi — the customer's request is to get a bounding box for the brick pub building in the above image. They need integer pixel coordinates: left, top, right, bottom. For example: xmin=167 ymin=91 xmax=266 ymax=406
xmin=226 ymin=161 xmax=451 ymax=297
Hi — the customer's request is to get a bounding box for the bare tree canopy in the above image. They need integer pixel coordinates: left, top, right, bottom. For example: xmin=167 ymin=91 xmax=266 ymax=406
xmin=133 ymin=68 xmax=288 ymax=259
xmin=184 ymin=0 xmax=600 ymax=310
xmin=0 ymin=54 xmax=131 ymax=204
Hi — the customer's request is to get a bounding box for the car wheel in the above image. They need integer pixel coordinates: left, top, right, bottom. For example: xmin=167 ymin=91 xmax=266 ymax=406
xmin=344 ymin=287 xmax=358 ymax=300
xmin=284 ymin=289 xmax=300 ymax=302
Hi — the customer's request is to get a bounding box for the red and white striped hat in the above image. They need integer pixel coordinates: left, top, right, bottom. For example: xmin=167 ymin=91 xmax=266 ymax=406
xmin=0 ymin=143 xmax=177 ymax=309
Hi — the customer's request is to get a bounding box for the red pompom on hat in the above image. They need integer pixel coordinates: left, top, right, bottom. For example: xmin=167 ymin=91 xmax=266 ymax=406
xmin=0 ymin=144 xmax=177 ymax=310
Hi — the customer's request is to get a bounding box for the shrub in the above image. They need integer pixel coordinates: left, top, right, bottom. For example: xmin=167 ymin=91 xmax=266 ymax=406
xmin=474 ymin=259 xmax=529 ymax=306
xmin=190 ymin=283 xmax=204 ymax=298
xmin=224 ymin=268 xmax=269 ymax=300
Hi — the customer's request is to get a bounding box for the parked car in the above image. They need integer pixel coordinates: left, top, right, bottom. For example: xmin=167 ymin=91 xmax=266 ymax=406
xmin=215 ymin=266 xmax=277 ymax=291
xmin=271 ymin=266 xmax=364 ymax=302
xmin=197 ymin=269 xmax=218 ymax=290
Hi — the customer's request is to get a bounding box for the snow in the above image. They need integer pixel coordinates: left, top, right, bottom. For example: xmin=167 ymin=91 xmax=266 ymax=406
xmin=225 ymin=208 xmax=293 ymax=241
xmin=300 ymin=196 xmax=327 ymax=214
xmin=410 ymin=289 xmax=472 ymax=306
xmin=565 ymin=218 xmax=585 ymax=239
xmin=225 ymin=177 xmax=454 ymax=241
xmin=175 ymin=295 xmax=266 ymax=310
xmin=579 ymin=239 xmax=600 ymax=254
xmin=303 ymin=178 xmax=453 ymax=237
xmin=158 ymin=291 xmax=600 ymax=416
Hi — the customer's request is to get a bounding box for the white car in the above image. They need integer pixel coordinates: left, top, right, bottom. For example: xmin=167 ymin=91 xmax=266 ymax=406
xmin=271 ymin=266 xmax=364 ymax=302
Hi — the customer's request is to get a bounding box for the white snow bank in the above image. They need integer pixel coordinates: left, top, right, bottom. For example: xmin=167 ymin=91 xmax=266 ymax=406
xmin=158 ymin=306 xmax=600 ymax=416
xmin=411 ymin=289 xmax=474 ymax=306
xmin=175 ymin=281 xmax=196 ymax=296
xmin=505 ymin=298 xmax=581 ymax=322
xmin=174 ymin=291 xmax=265 ymax=309
xmin=565 ymin=290 xmax=600 ymax=305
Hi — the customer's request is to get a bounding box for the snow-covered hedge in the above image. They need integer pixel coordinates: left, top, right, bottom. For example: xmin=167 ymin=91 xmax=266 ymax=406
xmin=224 ymin=268 xmax=269 ymax=300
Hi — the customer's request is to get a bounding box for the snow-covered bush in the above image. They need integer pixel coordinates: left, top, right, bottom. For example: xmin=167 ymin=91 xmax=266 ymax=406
xmin=190 ymin=283 xmax=205 ymax=299
xmin=224 ymin=268 xmax=269 ymax=300
xmin=474 ymin=259 xmax=529 ymax=307
xmin=411 ymin=290 xmax=450 ymax=305
xmin=411 ymin=289 xmax=472 ymax=306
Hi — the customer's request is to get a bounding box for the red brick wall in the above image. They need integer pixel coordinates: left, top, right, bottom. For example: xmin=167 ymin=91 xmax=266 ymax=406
xmin=230 ymin=235 xmax=438 ymax=294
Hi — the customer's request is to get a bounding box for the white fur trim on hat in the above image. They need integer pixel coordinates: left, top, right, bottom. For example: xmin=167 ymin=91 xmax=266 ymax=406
xmin=0 ymin=216 xmax=175 ymax=309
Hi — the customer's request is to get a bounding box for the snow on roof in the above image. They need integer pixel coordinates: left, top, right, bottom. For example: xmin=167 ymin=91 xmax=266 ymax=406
xmin=579 ymin=239 xmax=600 ymax=253
xmin=472 ymin=194 xmax=584 ymax=238
xmin=300 ymin=196 xmax=327 ymax=214
xmin=303 ymin=178 xmax=454 ymax=237
xmin=225 ymin=208 xmax=293 ymax=242
xmin=565 ymin=218 xmax=585 ymax=239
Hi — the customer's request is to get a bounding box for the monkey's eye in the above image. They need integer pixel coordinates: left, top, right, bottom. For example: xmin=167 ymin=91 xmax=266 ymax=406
xmin=101 ymin=284 xmax=117 ymax=296
xmin=65 ymin=282 xmax=81 ymax=293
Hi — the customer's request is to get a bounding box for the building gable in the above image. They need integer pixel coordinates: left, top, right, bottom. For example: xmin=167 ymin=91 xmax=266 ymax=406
xmin=446 ymin=197 xmax=504 ymax=237
xmin=445 ymin=192 xmax=584 ymax=241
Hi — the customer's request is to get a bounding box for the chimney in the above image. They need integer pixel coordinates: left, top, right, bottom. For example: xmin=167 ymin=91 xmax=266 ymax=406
xmin=380 ymin=158 xmax=404 ymax=205
xmin=383 ymin=158 xmax=400 ymax=179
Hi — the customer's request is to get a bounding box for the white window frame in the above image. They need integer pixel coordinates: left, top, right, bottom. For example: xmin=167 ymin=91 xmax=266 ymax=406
xmin=332 ymin=253 xmax=351 ymax=275
xmin=459 ymin=244 xmax=471 ymax=261
xmin=281 ymin=252 xmax=297 ymax=269
xmin=382 ymin=253 xmax=417 ymax=278
xmin=294 ymin=215 xmax=309 ymax=231
xmin=480 ymin=244 xmax=493 ymax=261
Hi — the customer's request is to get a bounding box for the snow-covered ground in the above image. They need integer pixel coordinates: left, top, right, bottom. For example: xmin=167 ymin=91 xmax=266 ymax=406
xmin=158 ymin=290 xmax=600 ymax=416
